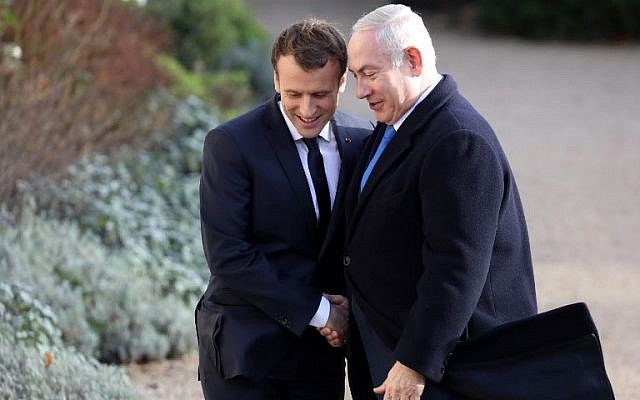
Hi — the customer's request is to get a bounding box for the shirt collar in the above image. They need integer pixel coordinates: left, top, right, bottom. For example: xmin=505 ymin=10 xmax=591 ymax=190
xmin=278 ymin=101 xmax=333 ymax=143
xmin=393 ymin=74 xmax=443 ymax=132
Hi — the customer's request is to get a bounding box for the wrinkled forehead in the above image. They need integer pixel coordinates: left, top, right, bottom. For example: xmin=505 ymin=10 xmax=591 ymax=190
xmin=348 ymin=30 xmax=391 ymax=70
xmin=348 ymin=29 xmax=378 ymax=51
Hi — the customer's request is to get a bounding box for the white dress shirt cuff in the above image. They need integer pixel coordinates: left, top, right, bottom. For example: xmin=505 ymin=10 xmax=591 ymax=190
xmin=308 ymin=296 xmax=330 ymax=327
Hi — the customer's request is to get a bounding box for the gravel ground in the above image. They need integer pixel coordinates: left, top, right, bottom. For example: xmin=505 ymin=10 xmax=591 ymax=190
xmin=127 ymin=2 xmax=640 ymax=399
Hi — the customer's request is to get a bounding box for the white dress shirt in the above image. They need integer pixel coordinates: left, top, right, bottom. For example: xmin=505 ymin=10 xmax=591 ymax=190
xmin=392 ymin=74 xmax=443 ymax=131
xmin=278 ymin=102 xmax=339 ymax=327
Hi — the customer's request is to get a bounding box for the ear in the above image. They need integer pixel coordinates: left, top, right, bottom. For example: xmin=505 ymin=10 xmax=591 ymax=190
xmin=338 ymin=70 xmax=347 ymax=94
xmin=273 ymin=71 xmax=280 ymax=93
xmin=405 ymin=47 xmax=423 ymax=76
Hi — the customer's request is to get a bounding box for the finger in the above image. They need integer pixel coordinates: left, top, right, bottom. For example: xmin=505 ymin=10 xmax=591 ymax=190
xmin=323 ymin=328 xmax=341 ymax=338
xmin=406 ymin=384 xmax=424 ymax=400
xmin=328 ymin=337 xmax=342 ymax=347
xmin=318 ymin=328 xmax=332 ymax=337
xmin=373 ymin=382 xmax=385 ymax=394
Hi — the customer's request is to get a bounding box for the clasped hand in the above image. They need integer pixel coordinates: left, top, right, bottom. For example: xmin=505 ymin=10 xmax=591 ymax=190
xmin=317 ymin=294 xmax=349 ymax=347
xmin=374 ymin=361 xmax=425 ymax=400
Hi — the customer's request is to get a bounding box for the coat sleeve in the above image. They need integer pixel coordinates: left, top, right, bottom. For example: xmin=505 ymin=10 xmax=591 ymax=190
xmin=393 ymin=130 xmax=504 ymax=382
xmin=199 ymin=128 xmax=321 ymax=336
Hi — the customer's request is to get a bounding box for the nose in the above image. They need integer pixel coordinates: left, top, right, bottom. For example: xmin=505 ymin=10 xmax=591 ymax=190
xmin=300 ymin=95 xmax=317 ymax=117
xmin=355 ymin=78 xmax=371 ymax=99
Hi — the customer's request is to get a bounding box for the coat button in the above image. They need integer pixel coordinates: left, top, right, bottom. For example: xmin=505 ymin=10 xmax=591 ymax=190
xmin=343 ymin=256 xmax=351 ymax=266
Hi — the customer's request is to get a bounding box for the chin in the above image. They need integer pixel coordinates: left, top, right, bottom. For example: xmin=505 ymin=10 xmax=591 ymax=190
xmin=376 ymin=113 xmax=391 ymax=124
xmin=298 ymin=129 xmax=320 ymax=138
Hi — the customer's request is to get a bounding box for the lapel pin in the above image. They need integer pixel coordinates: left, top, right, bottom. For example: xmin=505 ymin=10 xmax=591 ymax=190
xmin=344 ymin=136 xmax=352 ymax=144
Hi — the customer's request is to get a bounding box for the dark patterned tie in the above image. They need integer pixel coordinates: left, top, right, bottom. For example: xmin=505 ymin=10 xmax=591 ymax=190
xmin=303 ymin=137 xmax=331 ymax=244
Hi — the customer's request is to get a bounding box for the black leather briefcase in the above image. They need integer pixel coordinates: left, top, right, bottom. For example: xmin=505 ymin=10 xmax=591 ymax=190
xmin=439 ymin=303 xmax=615 ymax=400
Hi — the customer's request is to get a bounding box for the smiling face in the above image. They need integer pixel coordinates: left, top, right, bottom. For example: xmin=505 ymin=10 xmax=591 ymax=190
xmin=348 ymin=29 xmax=417 ymax=125
xmin=274 ymin=55 xmax=346 ymax=138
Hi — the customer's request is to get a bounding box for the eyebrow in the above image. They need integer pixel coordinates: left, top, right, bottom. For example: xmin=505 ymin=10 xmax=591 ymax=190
xmin=349 ymin=65 xmax=377 ymax=74
xmin=284 ymin=89 xmax=329 ymax=95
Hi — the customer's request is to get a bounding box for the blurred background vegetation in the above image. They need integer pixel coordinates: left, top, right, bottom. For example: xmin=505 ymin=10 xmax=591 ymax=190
xmin=1 ymin=0 xmax=638 ymax=397
xmin=403 ymin=0 xmax=640 ymax=41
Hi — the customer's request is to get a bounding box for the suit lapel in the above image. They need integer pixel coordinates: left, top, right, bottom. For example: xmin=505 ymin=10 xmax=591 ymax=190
xmin=317 ymin=120 xmax=356 ymax=257
xmin=262 ymin=96 xmax=317 ymax=239
xmin=345 ymin=123 xmax=381 ymax=228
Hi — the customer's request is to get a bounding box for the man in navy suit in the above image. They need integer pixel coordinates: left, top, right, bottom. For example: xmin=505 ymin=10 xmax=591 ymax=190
xmin=342 ymin=5 xmax=537 ymax=399
xmin=196 ymin=19 xmax=373 ymax=400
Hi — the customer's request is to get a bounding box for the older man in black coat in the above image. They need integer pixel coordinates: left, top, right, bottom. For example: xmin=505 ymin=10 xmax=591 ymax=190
xmin=342 ymin=5 xmax=537 ymax=399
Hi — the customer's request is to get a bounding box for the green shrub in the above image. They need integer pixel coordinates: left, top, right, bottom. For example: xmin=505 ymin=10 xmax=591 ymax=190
xmin=146 ymin=0 xmax=273 ymax=103
xmin=0 ymin=283 xmax=139 ymax=399
xmin=145 ymin=0 xmax=264 ymax=70
xmin=157 ymin=54 xmax=253 ymax=115
xmin=474 ymin=0 xmax=640 ymax=40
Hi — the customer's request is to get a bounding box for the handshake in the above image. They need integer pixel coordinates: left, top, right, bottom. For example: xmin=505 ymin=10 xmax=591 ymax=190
xmin=317 ymin=294 xmax=350 ymax=348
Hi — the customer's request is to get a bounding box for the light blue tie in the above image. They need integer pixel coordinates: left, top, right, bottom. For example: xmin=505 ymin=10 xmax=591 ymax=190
xmin=360 ymin=124 xmax=396 ymax=192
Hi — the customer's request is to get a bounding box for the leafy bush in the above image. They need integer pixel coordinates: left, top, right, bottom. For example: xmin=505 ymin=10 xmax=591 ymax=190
xmin=20 ymin=94 xmax=215 ymax=296
xmin=145 ymin=0 xmax=263 ymax=70
xmin=158 ymin=54 xmax=253 ymax=117
xmin=146 ymin=0 xmax=273 ymax=105
xmin=0 ymin=0 xmax=169 ymax=203
xmin=0 ymin=206 xmax=196 ymax=363
xmin=2 ymin=95 xmax=218 ymax=364
xmin=0 ymin=283 xmax=139 ymax=399
xmin=474 ymin=0 xmax=640 ymax=40
xmin=0 ymin=282 xmax=62 ymax=349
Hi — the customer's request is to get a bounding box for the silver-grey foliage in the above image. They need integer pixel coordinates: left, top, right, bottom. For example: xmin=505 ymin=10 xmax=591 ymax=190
xmin=0 ymin=283 xmax=139 ymax=399
xmin=3 ymin=94 xmax=219 ymax=364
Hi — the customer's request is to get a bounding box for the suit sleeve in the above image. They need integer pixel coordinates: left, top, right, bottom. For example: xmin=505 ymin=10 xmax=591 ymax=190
xmin=199 ymin=128 xmax=321 ymax=336
xmin=393 ymin=130 xmax=504 ymax=382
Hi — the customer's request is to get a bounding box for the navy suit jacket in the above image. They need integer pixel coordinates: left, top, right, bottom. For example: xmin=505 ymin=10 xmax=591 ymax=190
xmin=197 ymin=95 xmax=372 ymax=381
xmin=344 ymin=75 xmax=537 ymax=384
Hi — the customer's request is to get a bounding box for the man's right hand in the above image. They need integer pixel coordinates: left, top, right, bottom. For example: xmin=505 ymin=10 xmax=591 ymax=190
xmin=318 ymin=294 xmax=349 ymax=347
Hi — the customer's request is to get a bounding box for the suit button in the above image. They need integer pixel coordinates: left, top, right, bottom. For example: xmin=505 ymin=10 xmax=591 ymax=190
xmin=343 ymin=256 xmax=351 ymax=266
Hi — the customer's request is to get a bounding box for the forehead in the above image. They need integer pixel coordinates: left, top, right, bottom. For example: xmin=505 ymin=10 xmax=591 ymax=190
xmin=347 ymin=30 xmax=388 ymax=70
xmin=275 ymin=55 xmax=341 ymax=91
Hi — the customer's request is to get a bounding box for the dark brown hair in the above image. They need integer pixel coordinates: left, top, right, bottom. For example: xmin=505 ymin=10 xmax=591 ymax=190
xmin=271 ymin=18 xmax=347 ymax=80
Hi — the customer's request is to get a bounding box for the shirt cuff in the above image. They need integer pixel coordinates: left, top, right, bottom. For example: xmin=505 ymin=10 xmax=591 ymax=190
xmin=308 ymin=296 xmax=330 ymax=327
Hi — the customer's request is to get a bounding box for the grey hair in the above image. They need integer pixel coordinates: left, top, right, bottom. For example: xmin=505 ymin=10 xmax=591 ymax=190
xmin=353 ymin=4 xmax=436 ymax=70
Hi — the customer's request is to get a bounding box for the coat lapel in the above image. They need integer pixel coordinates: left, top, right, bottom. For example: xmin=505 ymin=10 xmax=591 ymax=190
xmin=356 ymin=123 xmax=414 ymax=206
xmin=262 ymin=96 xmax=317 ymax=239
xmin=346 ymin=75 xmax=458 ymax=243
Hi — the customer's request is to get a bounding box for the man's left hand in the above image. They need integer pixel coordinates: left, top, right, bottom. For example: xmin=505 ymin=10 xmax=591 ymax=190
xmin=373 ymin=361 xmax=425 ymax=400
